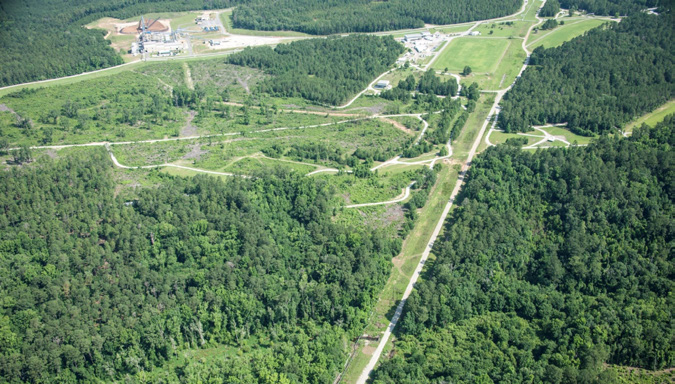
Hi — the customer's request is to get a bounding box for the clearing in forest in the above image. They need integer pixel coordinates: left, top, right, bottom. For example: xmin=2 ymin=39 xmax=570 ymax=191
xmin=527 ymin=18 xmax=609 ymax=49
xmin=432 ymin=37 xmax=509 ymax=74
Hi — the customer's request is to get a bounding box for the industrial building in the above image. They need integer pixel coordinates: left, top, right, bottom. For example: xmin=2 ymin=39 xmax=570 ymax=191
xmin=374 ymin=80 xmax=390 ymax=89
xmin=404 ymin=33 xmax=423 ymax=42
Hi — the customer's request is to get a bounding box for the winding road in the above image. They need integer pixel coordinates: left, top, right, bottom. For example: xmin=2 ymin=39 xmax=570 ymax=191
xmin=344 ymin=181 xmax=416 ymax=208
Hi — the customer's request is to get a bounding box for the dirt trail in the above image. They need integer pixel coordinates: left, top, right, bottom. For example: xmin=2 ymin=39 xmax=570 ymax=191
xmin=183 ymin=62 xmax=194 ymax=90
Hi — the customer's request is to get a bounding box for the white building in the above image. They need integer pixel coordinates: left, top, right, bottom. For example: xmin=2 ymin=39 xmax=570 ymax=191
xmin=404 ymin=33 xmax=423 ymax=41
xmin=374 ymin=80 xmax=390 ymax=89
xmin=469 ymin=31 xmax=481 ymax=36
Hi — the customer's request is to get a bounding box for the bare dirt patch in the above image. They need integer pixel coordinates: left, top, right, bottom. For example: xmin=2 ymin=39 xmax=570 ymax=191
xmin=362 ymin=345 xmax=377 ymax=356
xmin=235 ymin=74 xmax=252 ymax=93
xmin=182 ymin=144 xmax=208 ymax=161
xmin=347 ymin=105 xmax=387 ymax=115
xmin=379 ymin=117 xmax=414 ymax=135
xmin=180 ymin=111 xmax=198 ymax=137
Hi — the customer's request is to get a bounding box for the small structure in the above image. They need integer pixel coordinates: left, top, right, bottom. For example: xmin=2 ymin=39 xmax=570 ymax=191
xmin=469 ymin=31 xmax=481 ymax=36
xmin=130 ymin=42 xmax=139 ymax=56
xmin=374 ymin=80 xmax=390 ymax=89
xmin=120 ymin=16 xmax=169 ymax=34
xmin=404 ymin=33 xmax=423 ymax=41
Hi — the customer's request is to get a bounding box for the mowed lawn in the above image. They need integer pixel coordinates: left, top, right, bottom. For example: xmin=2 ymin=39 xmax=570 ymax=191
xmin=527 ymin=19 xmax=610 ymax=49
xmin=433 ymin=37 xmax=509 ymax=73
xmin=624 ymin=99 xmax=675 ymax=133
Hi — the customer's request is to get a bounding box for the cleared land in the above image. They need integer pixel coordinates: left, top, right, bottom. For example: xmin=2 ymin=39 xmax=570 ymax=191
xmin=473 ymin=20 xmax=531 ymax=38
xmin=623 ymin=99 xmax=675 ymax=133
xmin=432 ymin=38 xmax=525 ymax=90
xmin=527 ymin=18 xmax=609 ymax=49
xmin=433 ymin=38 xmax=510 ymax=73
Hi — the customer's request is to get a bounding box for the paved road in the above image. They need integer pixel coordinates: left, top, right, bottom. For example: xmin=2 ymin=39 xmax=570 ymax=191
xmin=353 ymin=2 xmax=546 ymax=383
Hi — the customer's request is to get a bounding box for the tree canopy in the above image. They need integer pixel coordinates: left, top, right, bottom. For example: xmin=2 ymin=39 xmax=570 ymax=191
xmin=0 ymin=149 xmax=402 ymax=382
xmin=231 ymin=0 xmax=522 ymax=35
xmin=228 ymin=35 xmax=405 ymax=105
xmin=499 ymin=14 xmax=674 ymax=135
xmin=371 ymin=117 xmax=675 ymax=383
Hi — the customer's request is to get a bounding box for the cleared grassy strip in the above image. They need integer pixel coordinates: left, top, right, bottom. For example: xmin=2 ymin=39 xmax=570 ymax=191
xmin=433 ymin=24 xmax=473 ymax=35
xmin=457 ymin=94 xmax=496 ymax=157
xmin=340 ymin=93 xmax=492 ymax=382
xmin=527 ymin=19 xmax=609 ymax=49
xmin=339 ymin=164 xmax=459 ymax=383
xmin=624 ymin=99 xmax=675 ymax=134
xmin=489 ymin=131 xmax=543 ymax=146
xmin=432 ymin=38 xmax=509 ymax=73
xmin=474 ymin=20 xmax=531 ymax=38
xmin=542 ymin=126 xmax=595 ymax=144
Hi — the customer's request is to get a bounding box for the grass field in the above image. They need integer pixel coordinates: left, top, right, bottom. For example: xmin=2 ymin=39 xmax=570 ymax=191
xmin=474 ymin=21 xmax=531 ymax=38
xmin=433 ymin=38 xmax=509 ymax=73
xmin=542 ymin=126 xmax=595 ymax=144
xmin=527 ymin=18 xmax=609 ymax=49
xmin=488 ymin=131 xmax=542 ymax=146
xmin=433 ymin=24 xmax=473 ymax=35
xmin=623 ymin=99 xmax=675 ymax=134
xmin=449 ymin=38 xmax=525 ymax=90
xmin=431 ymin=37 xmax=527 ymax=90
xmin=486 ymin=126 xmax=595 ymax=148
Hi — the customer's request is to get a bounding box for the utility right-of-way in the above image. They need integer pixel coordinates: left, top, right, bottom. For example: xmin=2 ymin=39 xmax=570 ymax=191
xmin=353 ymin=1 xmax=546 ymax=382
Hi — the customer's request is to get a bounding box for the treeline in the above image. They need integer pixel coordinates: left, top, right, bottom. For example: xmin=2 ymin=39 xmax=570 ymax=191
xmin=263 ymin=129 xmax=410 ymax=167
xmin=539 ymin=0 xmax=561 ymax=16
xmin=228 ymin=35 xmax=404 ymax=105
xmin=382 ymin=71 xmax=458 ymax=102
xmin=0 ymin=0 xmax=246 ymax=87
xmin=231 ymin=0 xmax=522 ymax=35
xmin=371 ymin=117 xmax=675 ymax=383
xmin=0 ymin=149 xmax=402 ymax=382
xmin=559 ymin=0 xmax=658 ymax=15
xmin=499 ymin=14 xmax=674 ymax=135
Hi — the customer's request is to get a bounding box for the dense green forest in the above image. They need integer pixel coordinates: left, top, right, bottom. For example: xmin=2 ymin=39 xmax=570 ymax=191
xmin=227 ymin=35 xmax=404 ymax=105
xmin=559 ymin=0 xmax=658 ymax=15
xmin=499 ymin=14 xmax=674 ymax=135
xmin=0 ymin=0 xmax=249 ymax=87
xmin=370 ymin=118 xmax=675 ymax=383
xmin=0 ymin=149 xmax=405 ymax=382
xmin=231 ymin=0 xmax=522 ymax=35
xmin=539 ymin=0 xmax=561 ymax=17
